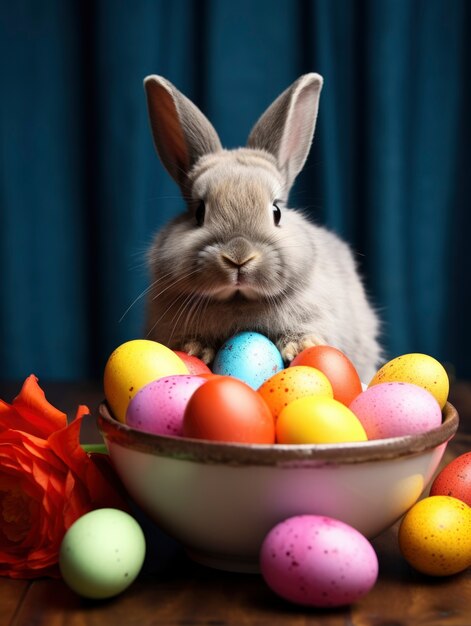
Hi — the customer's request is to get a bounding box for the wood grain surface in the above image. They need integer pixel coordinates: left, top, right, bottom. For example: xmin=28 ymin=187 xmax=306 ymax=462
xmin=1 ymin=380 xmax=470 ymax=626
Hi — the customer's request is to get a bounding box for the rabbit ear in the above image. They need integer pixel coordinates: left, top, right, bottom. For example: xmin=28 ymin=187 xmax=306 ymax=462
xmin=144 ymin=76 xmax=222 ymax=192
xmin=247 ymin=73 xmax=323 ymax=190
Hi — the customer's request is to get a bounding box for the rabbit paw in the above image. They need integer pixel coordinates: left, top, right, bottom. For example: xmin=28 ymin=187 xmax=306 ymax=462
xmin=278 ymin=335 xmax=326 ymax=363
xmin=181 ymin=339 xmax=215 ymax=365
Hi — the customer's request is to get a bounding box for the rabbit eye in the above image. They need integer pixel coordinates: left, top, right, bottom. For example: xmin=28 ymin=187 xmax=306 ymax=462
xmin=272 ymin=202 xmax=281 ymax=226
xmin=195 ymin=201 xmax=206 ymax=227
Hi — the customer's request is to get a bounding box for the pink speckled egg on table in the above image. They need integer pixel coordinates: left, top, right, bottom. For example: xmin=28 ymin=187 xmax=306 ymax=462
xmin=125 ymin=375 xmax=206 ymax=436
xmin=349 ymin=382 xmax=442 ymax=440
xmin=260 ymin=515 xmax=378 ymax=607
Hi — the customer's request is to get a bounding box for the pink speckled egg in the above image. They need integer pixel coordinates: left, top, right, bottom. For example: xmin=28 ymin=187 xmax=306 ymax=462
xmin=260 ymin=515 xmax=378 ymax=607
xmin=349 ymin=382 xmax=442 ymax=440
xmin=125 ymin=375 xmax=206 ymax=436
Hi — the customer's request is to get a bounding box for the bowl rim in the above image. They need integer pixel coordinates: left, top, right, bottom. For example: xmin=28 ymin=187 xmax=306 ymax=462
xmin=97 ymin=401 xmax=459 ymax=467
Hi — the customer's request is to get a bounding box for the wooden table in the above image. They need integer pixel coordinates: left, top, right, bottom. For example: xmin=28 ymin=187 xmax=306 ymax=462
xmin=1 ymin=380 xmax=470 ymax=625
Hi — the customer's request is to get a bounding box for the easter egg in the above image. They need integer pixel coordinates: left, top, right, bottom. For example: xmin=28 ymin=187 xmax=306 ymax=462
xmin=429 ymin=452 xmax=471 ymax=506
xmin=276 ymin=396 xmax=367 ymax=444
xmin=125 ymin=375 xmax=206 ymax=436
xmin=260 ymin=515 xmax=378 ymax=607
xmin=212 ymin=331 xmax=284 ymax=389
xmin=104 ymin=339 xmax=188 ymax=423
xmin=290 ymin=346 xmax=362 ymax=405
xmin=174 ymin=351 xmax=212 ymax=375
xmin=349 ymin=382 xmax=442 ymax=440
xmin=59 ymin=509 xmax=146 ymax=599
xmin=368 ymin=353 xmax=449 ymax=409
xmin=258 ymin=366 xmax=333 ymax=420
xmin=197 ymin=373 xmax=223 ymax=380
xmin=398 ymin=496 xmax=471 ymax=576
xmin=183 ymin=376 xmax=275 ymax=443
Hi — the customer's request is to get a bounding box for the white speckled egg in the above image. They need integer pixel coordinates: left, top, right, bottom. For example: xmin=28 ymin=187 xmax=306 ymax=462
xmin=125 ymin=375 xmax=206 ymax=436
xmin=59 ymin=509 xmax=146 ymax=599
xmin=260 ymin=515 xmax=378 ymax=607
xmin=212 ymin=331 xmax=284 ymax=389
xmin=350 ymin=382 xmax=442 ymax=440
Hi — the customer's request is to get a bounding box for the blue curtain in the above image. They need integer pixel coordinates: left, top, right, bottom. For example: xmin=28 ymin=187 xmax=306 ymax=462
xmin=1 ymin=0 xmax=470 ymax=380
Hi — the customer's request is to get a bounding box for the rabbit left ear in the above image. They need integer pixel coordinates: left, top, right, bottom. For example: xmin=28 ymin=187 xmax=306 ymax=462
xmin=144 ymin=76 xmax=222 ymax=193
xmin=247 ymin=73 xmax=323 ymax=191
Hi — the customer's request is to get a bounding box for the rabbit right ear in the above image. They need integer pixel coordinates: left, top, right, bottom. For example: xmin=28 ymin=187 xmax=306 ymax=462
xmin=247 ymin=73 xmax=323 ymax=192
xmin=144 ymin=76 xmax=222 ymax=193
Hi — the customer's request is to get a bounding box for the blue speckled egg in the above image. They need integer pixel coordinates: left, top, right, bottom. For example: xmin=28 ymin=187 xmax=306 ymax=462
xmin=212 ymin=331 xmax=284 ymax=389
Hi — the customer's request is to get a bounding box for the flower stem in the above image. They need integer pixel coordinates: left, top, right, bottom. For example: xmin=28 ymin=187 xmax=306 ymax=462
xmin=81 ymin=443 xmax=109 ymax=455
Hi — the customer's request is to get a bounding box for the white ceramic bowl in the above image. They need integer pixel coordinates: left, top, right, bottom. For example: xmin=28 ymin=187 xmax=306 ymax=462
xmin=98 ymin=402 xmax=458 ymax=573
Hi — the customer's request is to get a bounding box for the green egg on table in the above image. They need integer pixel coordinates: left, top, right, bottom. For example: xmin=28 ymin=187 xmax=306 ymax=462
xmin=59 ymin=508 xmax=146 ymax=599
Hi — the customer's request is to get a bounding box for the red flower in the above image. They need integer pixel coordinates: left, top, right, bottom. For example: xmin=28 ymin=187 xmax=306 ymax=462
xmin=0 ymin=376 xmax=128 ymax=579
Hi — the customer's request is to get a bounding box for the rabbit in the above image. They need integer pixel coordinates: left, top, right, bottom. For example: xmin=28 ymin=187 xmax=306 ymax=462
xmin=143 ymin=73 xmax=381 ymax=382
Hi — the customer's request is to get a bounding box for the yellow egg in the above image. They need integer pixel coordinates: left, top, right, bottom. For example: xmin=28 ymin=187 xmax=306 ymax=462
xmin=398 ymin=495 xmax=471 ymax=576
xmin=104 ymin=339 xmax=188 ymax=422
xmin=258 ymin=366 xmax=333 ymax=420
xmin=276 ymin=396 xmax=368 ymax=444
xmin=368 ymin=353 xmax=449 ymax=409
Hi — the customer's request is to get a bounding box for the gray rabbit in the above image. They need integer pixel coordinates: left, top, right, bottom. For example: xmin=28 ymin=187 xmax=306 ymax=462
xmin=143 ymin=74 xmax=381 ymax=382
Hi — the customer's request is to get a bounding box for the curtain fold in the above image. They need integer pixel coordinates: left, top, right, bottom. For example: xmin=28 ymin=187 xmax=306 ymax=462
xmin=1 ymin=0 xmax=469 ymax=380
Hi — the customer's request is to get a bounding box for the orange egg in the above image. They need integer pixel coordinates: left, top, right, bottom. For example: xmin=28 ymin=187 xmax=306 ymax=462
xmin=183 ymin=376 xmax=275 ymax=444
xmin=290 ymin=346 xmax=362 ymax=406
xmin=258 ymin=366 xmax=333 ymax=420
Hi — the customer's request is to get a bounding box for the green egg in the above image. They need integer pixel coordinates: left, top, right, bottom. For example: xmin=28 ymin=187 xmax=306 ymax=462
xmin=59 ymin=508 xmax=146 ymax=599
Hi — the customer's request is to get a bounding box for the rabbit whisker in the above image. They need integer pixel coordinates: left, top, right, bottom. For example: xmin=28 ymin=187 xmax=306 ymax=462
xmin=167 ymin=291 xmax=204 ymax=345
xmin=150 ymin=268 xmax=201 ymax=301
xmin=182 ymin=293 xmax=209 ymax=342
xmin=118 ymin=284 xmax=156 ymax=324
xmin=145 ymin=289 xmax=193 ymax=339
xmin=182 ymin=292 xmax=203 ymax=335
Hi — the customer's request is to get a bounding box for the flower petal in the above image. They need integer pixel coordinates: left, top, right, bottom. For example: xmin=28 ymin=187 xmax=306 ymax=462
xmin=48 ymin=411 xmax=90 ymax=480
xmin=0 ymin=376 xmax=67 ymax=438
xmin=0 ymin=381 xmax=127 ymax=579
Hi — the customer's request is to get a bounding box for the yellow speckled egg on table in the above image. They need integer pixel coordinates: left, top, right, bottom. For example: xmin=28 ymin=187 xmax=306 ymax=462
xmin=368 ymin=353 xmax=449 ymax=409
xmin=104 ymin=339 xmax=189 ymax=422
xmin=398 ymin=495 xmax=471 ymax=576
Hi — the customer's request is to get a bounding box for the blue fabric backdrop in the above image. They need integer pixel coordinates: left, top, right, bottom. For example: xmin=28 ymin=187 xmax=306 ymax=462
xmin=1 ymin=0 xmax=470 ymax=380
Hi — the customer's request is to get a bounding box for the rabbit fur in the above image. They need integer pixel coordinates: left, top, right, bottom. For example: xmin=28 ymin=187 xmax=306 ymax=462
xmin=143 ymin=73 xmax=381 ymax=382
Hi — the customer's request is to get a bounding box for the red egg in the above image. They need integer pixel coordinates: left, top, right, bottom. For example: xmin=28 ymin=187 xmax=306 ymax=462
xmin=290 ymin=346 xmax=362 ymax=406
xmin=183 ymin=376 xmax=275 ymax=444
xmin=429 ymin=452 xmax=471 ymax=506
xmin=174 ymin=351 xmax=212 ymax=375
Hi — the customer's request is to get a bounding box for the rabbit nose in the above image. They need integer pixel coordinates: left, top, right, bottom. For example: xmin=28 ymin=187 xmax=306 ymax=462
xmin=221 ymin=251 xmax=257 ymax=269
xmin=220 ymin=237 xmax=258 ymax=268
